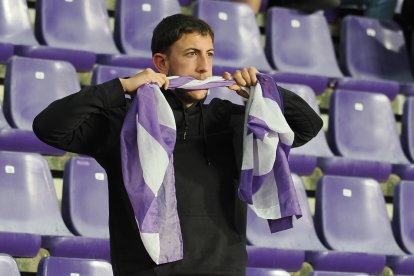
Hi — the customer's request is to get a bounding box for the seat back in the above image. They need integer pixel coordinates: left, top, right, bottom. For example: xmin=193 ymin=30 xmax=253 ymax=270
xmin=401 ymin=97 xmax=414 ymax=162
xmin=35 ymin=0 xmax=119 ymax=54
xmin=265 ymin=7 xmax=343 ymax=78
xmin=0 ymin=151 xmax=72 ymax=236
xmin=247 ymin=173 xmax=326 ymax=251
xmin=62 ymin=157 xmax=109 ymax=238
xmin=193 ymin=0 xmax=272 ymax=73
xmin=0 ymin=0 xmax=38 ymax=45
xmin=278 ymin=83 xmax=333 ymax=157
xmin=340 ymin=15 xmax=413 ymax=83
xmin=114 ymin=0 xmax=181 ymax=56
xmin=328 ymin=89 xmax=410 ymax=164
xmin=3 ymin=56 xmax=80 ymax=130
xmin=393 ymin=180 xmax=414 ymax=254
xmin=37 ymin=257 xmax=113 ymax=276
xmin=91 ymin=65 xmax=142 ymax=85
xmin=315 ymin=175 xmax=404 ymax=255
xmin=0 ymin=254 xmax=20 ymax=276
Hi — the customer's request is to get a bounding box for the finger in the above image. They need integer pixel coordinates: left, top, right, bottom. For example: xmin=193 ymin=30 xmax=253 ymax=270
xmin=248 ymin=67 xmax=258 ymax=85
xmin=222 ymin=71 xmax=232 ymax=80
xmin=162 ymin=74 xmax=169 ymax=90
xmin=233 ymin=70 xmax=246 ymax=87
xmin=240 ymin=68 xmax=252 ymax=87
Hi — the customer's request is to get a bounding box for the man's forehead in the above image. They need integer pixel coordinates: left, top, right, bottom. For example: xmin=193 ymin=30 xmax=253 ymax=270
xmin=174 ymin=32 xmax=214 ymax=49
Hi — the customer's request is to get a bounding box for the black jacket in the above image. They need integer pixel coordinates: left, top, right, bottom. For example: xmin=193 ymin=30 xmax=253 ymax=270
xmin=33 ymin=78 xmax=322 ymax=276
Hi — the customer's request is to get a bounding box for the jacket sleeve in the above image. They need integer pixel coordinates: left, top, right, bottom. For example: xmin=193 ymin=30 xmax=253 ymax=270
xmin=278 ymin=85 xmax=323 ymax=148
xmin=32 ymin=78 xmax=127 ymax=156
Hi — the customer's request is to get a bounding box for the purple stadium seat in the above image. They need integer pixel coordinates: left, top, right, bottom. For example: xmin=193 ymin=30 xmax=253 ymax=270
xmin=204 ymin=86 xmax=245 ymax=105
xmin=0 ymin=254 xmax=20 ymax=276
xmin=37 ymin=257 xmax=113 ymax=276
xmin=91 ymin=65 xmax=142 ymax=85
xmin=393 ymin=181 xmax=414 ymax=255
xmin=111 ymin=0 xmax=181 ymax=69
xmin=401 ymin=97 xmax=414 ymax=162
xmin=33 ymin=0 xmax=151 ymax=70
xmin=193 ymin=0 xmax=273 ymax=75
xmin=315 ymin=175 xmax=414 ymax=274
xmin=247 ymin=174 xmax=386 ymax=274
xmin=0 ymin=106 xmax=63 ymax=156
xmin=3 ymin=56 xmax=79 ymax=130
xmin=265 ymin=7 xmax=399 ymax=98
xmin=327 ymin=89 xmax=414 ymax=180
xmin=62 ymin=157 xmax=109 ymax=239
xmin=309 ymin=272 xmax=369 ymax=276
xmin=246 ymin=267 xmax=290 ymax=276
xmin=0 ymin=0 xmax=95 ymax=72
xmin=0 ymin=151 xmax=110 ymax=261
xmin=340 ymin=15 xmax=414 ymax=96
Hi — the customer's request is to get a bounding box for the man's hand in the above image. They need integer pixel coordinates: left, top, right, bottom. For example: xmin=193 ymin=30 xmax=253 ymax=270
xmin=119 ymin=68 xmax=169 ymax=93
xmin=222 ymin=67 xmax=258 ymax=98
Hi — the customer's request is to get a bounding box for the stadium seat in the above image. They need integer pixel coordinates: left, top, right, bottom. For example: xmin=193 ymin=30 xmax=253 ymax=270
xmin=193 ymin=0 xmax=273 ymax=75
xmin=340 ymin=15 xmax=414 ymax=96
xmin=112 ymin=0 xmax=181 ymax=69
xmin=247 ymin=174 xmax=386 ymax=274
xmin=393 ymin=180 xmax=414 ymax=255
xmin=37 ymin=257 xmax=113 ymax=276
xmin=265 ymin=7 xmax=399 ymax=98
xmin=0 ymin=254 xmax=21 ymax=276
xmin=327 ymin=89 xmax=414 ymax=180
xmin=91 ymin=65 xmax=142 ymax=85
xmin=3 ymin=56 xmax=79 ymax=130
xmin=401 ymin=97 xmax=414 ymax=162
xmin=246 ymin=267 xmax=290 ymax=276
xmin=0 ymin=0 xmax=95 ymax=71
xmin=315 ymin=175 xmax=414 ymax=274
xmin=0 ymin=43 xmax=13 ymax=64
xmin=34 ymin=0 xmax=152 ymax=70
xmin=62 ymin=156 xmax=109 ymax=238
xmin=0 ymin=105 xmax=64 ymax=156
xmin=0 ymin=151 xmax=110 ymax=261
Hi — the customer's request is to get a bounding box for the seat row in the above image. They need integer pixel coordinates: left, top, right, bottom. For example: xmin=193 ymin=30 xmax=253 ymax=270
xmin=0 ymin=151 xmax=414 ymax=274
xmin=2 ymin=55 xmax=414 ymax=182
xmin=0 ymin=0 xmax=413 ymax=99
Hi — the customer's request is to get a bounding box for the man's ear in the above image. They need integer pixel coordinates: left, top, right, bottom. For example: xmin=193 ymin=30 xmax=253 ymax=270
xmin=153 ymin=53 xmax=168 ymax=74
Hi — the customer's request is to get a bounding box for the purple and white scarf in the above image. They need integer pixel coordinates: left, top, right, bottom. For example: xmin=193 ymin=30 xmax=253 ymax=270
xmin=120 ymin=73 xmax=301 ymax=264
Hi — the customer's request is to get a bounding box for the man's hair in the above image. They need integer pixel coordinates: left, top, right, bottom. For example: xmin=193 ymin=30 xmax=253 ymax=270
xmin=151 ymin=14 xmax=214 ymax=55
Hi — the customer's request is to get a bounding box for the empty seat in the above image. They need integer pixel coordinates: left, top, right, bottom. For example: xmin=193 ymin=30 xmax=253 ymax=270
xmin=0 ymin=105 xmax=64 ymax=156
xmin=0 ymin=254 xmax=21 ymax=276
xmin=0 ymin=0 xmax=95 ymax=71
xmin=111 ymin=0 xmax=181 ymax=68
xmin=340 ymin=15 xmax=414 ymax=96
xmin=0 ymin=151 xmax=110 ymax=261
xmin=193 ymin=0 xmax=273 ymax=74
xmin=327 ymin=89 xmax=414 ymax=180
xmin=91 ymin=65 xmax=142 ymax=85
xmin=315 ymin=175 xmax=414 ymax=275
xmin=246 ymin=267 xmax=290 ymax=276
xmin=3 ymin=56 xmax=79 ymax=131
xmin=265 ymin=7 xmax=399 ymax=98
xmin=393 ymin=180 xmax=414 ymax=255
xmin=37 ymin=257 xmax=113 ymax=276
xmin=247 ymin=173 xmax=386 ymax=274
xmin=62 ymin=156 xmax=109 ymax=238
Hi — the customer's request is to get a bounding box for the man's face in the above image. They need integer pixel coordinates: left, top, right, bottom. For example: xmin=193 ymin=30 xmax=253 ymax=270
xmin=164 ymin=32 xmax=214 ymax=106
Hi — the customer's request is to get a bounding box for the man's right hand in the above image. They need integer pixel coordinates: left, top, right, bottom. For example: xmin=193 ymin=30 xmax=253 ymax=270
xmin=118 ymin=68 xmax=169 ymax=93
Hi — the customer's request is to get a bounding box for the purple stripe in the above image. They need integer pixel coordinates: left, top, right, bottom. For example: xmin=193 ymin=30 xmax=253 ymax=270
xmin=257 ymin=73 xmax=284 ymax=109
xmin=239 ymin=169 xmax=253 ymax=204
xmin=136 ymin=85 xmax=176 ymax=154
xmin=268 ymin=216 xmax=293 ymax=232
xmin=247 ymin=115 xmax=271 ymax=141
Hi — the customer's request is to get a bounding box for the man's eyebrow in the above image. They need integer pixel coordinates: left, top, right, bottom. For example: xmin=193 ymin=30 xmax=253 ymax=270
xmin=184 ymin=48 xmax=215 ymax=52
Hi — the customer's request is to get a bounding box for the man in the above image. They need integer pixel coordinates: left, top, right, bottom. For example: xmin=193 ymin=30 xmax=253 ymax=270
xmin=33 ymin=14 xmax=322 ymax=276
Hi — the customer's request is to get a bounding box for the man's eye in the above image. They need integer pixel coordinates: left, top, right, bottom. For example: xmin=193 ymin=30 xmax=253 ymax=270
xmin=208 ymin=52 xmax=215 ymax=57
xmin=187 ymin=52 xmax=197 ymax=56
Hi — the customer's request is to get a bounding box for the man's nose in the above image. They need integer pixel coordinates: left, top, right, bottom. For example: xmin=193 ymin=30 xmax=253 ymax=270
xmin=196 ymin=53 xmax=210 ymax=75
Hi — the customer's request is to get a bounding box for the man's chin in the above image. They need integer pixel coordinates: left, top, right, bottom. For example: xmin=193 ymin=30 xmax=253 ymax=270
xmin=177 ymin=89 xmax=208 ymax=102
